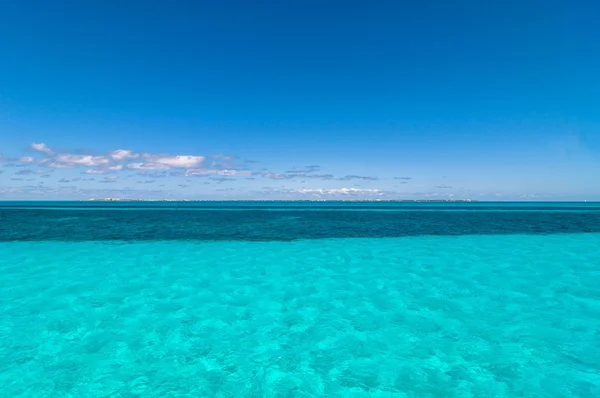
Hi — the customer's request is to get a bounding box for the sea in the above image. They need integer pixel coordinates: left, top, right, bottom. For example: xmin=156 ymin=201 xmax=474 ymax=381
xmin=1 ymin=201 xmax=599 ymax=397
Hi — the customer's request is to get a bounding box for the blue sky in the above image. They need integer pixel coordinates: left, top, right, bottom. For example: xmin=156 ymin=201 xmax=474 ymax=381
xmin=1 ymin=1 xmax=599 ymax=200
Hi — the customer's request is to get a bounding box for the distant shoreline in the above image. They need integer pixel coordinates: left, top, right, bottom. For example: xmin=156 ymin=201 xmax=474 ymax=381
xmin=86 ymin=199 xmax=480 ymax=203
xmin=1 ymin=199 xmax=598 ymax=203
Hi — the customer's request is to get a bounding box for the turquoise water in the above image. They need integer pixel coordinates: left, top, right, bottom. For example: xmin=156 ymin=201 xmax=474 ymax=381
xmin=1 ymin=203 xmax=600 ymax=396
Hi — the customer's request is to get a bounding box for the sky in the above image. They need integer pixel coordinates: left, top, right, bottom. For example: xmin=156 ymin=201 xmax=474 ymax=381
xmin=1 ymin=0 xmax=599 ymax=200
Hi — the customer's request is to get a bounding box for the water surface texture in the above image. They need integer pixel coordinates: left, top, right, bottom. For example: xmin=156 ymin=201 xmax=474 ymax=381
xmin=1 ymin=202 xmax=600 ymax=396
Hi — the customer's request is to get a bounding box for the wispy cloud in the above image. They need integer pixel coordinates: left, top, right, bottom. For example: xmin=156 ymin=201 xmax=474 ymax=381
xmin=177 ymin=169 xmax=251 ymax=177
xmin=109 ymin=149 xmax=138 ymax=160
xmin=15 ymin=169 xmax=36 ymax=176
xmin=212 ymin=154 xmax=235 ymax=160
xmin=31 ymin=143 xmax=54 ymax=156
xmin=84 ymin=169 xmax=108 ymax=175
xmin=338 ymin=175 xmax=379 ymax=181
xmin=138 ymin=154 xmax=205 ymax=168
xmin=127 ymin=162 xmax=171 ymax=170
xmin=210 ymin=177 xmax=235 ymax=182
xmin=55 ymin=154 xmax=111 ymax=167
xmin=298 ymin=188 xmax=384 ymax=196
xmin=261 ymin=171 xmax=334 ymax=180
xmin=284 ymin=165 xmax=320 ymax=174
xmin=47 ymin=162 xmax=73 ymax=169
xmin=138 ymin=171 xmax=168 ymax=178
xmin=23 ymin=143 xmax=211 ymax=174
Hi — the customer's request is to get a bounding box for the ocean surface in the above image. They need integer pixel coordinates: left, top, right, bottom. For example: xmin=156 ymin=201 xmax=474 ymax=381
xmin=1 ymin=201 xmax=600 ymax=397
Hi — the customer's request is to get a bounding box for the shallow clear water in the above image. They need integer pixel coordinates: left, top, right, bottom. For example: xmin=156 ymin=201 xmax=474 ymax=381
xmin=1 ymin=203 xmax=600 ymax=396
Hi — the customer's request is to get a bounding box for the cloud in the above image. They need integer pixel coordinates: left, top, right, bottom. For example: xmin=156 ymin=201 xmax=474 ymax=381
xmin=435 ymin=185 xmax=452 ymax=189
xmin=15 ymin=169 xmax=35 ymax=176
xmin=261 ymin=170 xmax=334 ymax=180
xmin=212 ymin=154 xmax=235 ymax=160
xmin=284 ymin=165 xmax=320 ymax=174
xmin=31 ymin=143 xmax=54 ymax=155
xmin=55 ymin=154 xmax=110 ymax=167
xmin=26 ymin=143 xmax=210 ymax=173
xmin=138 ymin=171 xmax=168 ymax=178
xmin=128 ymin=156 xmax=207 ymax=170
xmin=58 ymin=178 xmax=70 ymax=183
xmin=178 ymin=169 xmax=251 ymax=177
xmin=109 ymin=149 xmax=138 ymax=160
xmin=261 ymin=172 xmax=290 ymax=180
xmin=211 ymin=161 xmax=239 ymax=169
xmin=127 ymin=162 xmax=171 ymax=170
xmin=424 ymin=192 xmax=455 ymax=198
xmin=394 ymin=177 xmax=412 ymax=180
xmin=338 ymin=175 xmax=379 ymax=181
xmin=141 ymin=154 xmax=205 ymax=168
xmin=137 ymin=180 xmax=155 ymax=184
xmin=46 ymin=162 xmax=73 ymax=169
xmin=210 ymin=177 xmax=235 ymax=182
xmin=297 ymin=188 xmax=383 ymax=196
xmin=10 ymin=177 xmax=24 ymax=181
xmin=306 ymin=174 xmax=334 ymax=180
xmin=178 ymin=184 xmax=190 ymax=188
xmin=84 ymin=169 xmax=107 ymax=175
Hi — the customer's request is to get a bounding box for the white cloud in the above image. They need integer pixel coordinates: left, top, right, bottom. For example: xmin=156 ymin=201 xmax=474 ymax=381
xmin=127 ymin=156 xmax=206 ymax=171
xmin=84 ymin=169 xmax=107 ymax=175
xmin=47 ymin=162 xmax=73 ymax=169
xmin=19 ymin=156 xmax=36 ymax=163
xmin=297 ymin=188 xmax=383 ymax=195
xmin=212 ymin=154 xmax=235 ymax=160
xmin=262 ymin=172 xmax=289 ymax=179
xmin=31 ymin=143 xmax=54 ymax=155
xmin=182 ymin=169 xmax=251 ymax=177
xmin=142 ymin=154 xmax=205 ymax=168
xmin=110 ymin=149 xmax=138 ymax=160
xmin=127 ymin=162 xmax=171 ymax=170
xmin=107 ymin=164 xmax=123 ymax=171
xmin=54 ymin=154 xmax=110 ymax=167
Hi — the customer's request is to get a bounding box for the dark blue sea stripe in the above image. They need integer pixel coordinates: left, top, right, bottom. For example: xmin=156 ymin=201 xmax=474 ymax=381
xmin=1 ymin=208 xmax=600 ymax=241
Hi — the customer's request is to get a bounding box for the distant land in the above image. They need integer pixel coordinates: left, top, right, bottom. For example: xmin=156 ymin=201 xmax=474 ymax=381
xmin=88 ymin=198 xmax=479 ymax=202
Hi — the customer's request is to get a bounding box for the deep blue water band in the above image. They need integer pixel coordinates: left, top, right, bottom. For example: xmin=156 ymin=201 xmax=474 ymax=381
xmin=2 ymin=204 xmax=600 ymax=241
